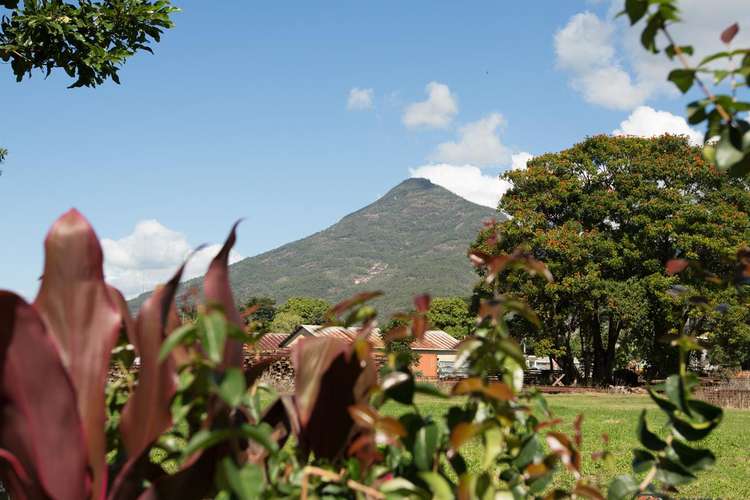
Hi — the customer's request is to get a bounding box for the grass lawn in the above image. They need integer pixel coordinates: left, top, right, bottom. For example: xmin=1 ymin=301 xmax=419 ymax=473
xmin=382 ymin=393 xmax=750 ymax=499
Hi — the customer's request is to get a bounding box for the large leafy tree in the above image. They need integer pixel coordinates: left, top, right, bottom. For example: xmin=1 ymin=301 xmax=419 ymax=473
xmin=276 ymin=296 xmax=331 ymax=326
xmin=426 ymin=296 xmax=472 ymax=339
xmin=475 ymin=135 xmax=750 ymax=385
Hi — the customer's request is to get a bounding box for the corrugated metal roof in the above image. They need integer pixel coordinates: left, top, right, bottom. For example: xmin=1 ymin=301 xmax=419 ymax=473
xmin=294 ymin=325 xmax=458 ymax=352
xmin=253 ymin=333 xmax=289 ymax=351
xmin=412 ymin=330 xmax=460 ymax=351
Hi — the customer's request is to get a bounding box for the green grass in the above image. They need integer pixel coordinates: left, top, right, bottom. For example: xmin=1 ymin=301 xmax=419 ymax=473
xmin=382 ymin=393 xmax=750 ymax=499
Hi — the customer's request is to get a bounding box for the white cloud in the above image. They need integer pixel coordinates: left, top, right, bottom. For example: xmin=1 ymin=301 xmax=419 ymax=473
xmin=347 ymin=87 xmax=374 ymax=110
xmin=409 ymin=164 xmax=510 ymax=208
xmin=556 ymin=2 xmax=750 ymax=110
xmin=511 ymin=152 xmax=534 ymax=171
xmin=403 ymin=82 xmax=458 ymax=129
xmin=613 ymin=106 xmax=703 ymax=145
xmin=102 ymin=220 xmax=243 ymax=299
xmin=555 ymin=12 xmax=653 ymax=110
xmin=431 ymin=113 xmax=511 ymax=166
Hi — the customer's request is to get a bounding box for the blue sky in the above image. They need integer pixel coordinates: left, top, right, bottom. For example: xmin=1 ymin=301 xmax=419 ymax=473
xmin=1 ymin=0 xmax=746 ymax=298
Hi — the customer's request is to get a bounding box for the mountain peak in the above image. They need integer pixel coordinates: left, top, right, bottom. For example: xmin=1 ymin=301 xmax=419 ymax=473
xmin=130 ymin=177 xmax=499 ymax=316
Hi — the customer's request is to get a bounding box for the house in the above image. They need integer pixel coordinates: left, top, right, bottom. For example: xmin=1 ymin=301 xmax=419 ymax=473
xmin=255 ymin=324 xmax=460 ymax=379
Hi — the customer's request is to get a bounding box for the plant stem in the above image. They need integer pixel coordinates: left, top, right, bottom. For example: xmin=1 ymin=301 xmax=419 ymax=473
xmin=662 ymin=26 xmax=732 ymax=123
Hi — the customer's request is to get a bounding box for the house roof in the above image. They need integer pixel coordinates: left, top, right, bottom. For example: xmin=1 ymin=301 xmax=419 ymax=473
xmin=253 ymin=332 xmax=289 ymax=351
xmin=278 ymin=324 xmax=459 ymax=351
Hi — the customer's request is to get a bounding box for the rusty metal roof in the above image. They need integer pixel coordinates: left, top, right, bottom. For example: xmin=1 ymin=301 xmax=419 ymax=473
xmin=411 ymin=330 xmax=460 ymax=351
xmin=285 ymin=325 xmax=458 ymax=352
xmin=253 ymin=333 xmax=289 ymax=352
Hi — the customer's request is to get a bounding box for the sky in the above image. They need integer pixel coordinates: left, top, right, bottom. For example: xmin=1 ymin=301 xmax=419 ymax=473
xmin=1 ymin=0 xmax=748 ymax=299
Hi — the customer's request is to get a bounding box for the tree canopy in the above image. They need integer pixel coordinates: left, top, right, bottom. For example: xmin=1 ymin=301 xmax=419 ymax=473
xmin=0 ymin=0 xmax=177 ymax=88
xmin=426 ymin=296 xmax=472 ymax=339
xmin=276 ymin=296 xmax=331 ymax=326
xmin=475 ymin=134 xmax=750 ymax=384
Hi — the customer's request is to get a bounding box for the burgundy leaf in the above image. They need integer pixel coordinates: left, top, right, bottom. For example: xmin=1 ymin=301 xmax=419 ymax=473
xmin=413 ymin=293 xmax=431 ymax=313
xmin=721 ymin=22 xmax=739 ymax=44
xmin=32 ymin=209 xmax=121 ymax=497
xmin=0 ymin=292 xmax=91 ymax=500
xmin=119 ymin=264 xmax=184 ymax=461
xmin=291 ymin=337 xmax=377 ymax=460
xmin=204 ymin=221 xmax=244 ymax=367
xmin=107 ymin=286 xmax=137 ymax=349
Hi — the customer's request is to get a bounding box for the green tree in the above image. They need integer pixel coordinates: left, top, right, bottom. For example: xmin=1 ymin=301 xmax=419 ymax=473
xmin=475 ymin=135 xmax=750 ymax=385
xmin=1 ymin=0 xmax=178 ymax=88
xmin=268 ymin=311 xmax=304 ymax=334
xmin=426 ymin=296 xmax=471 ymax=339
xmin=241 ymin=296 xmax=276 ymax=334
xmin=277 ymin=296 xmax=331 ymax=325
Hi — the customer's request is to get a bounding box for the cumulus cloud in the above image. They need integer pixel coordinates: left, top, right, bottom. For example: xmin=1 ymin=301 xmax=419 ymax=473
xmin=102 ymin=220 xmax=243 ymax=299
xmin=555 ymin=12 xmax=653 ymax=110
xmin=409 ymin=164 xmax=511 ymax=208
xmin=555 ymin=2 xmax=750 ymax=110
xmin=431 ymin=113 xmax=512 ymax=166
xmin=403 ymin=82 xmax=458 ymax=129
xmin=511 ymin=152 xmax=534 ymax=171
xmin=613 ymin=106 xmax=702 ymax=145
xmin=347 ymin=87 xmax=374 ymax=110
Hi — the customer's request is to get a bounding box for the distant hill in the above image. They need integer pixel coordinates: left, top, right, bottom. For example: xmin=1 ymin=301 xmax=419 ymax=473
xmin=130 ymin=178 xmax=500 ymax=316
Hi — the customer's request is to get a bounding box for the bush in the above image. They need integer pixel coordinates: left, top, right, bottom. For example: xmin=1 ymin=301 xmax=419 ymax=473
xmin=0 ymin=209 xmax=725 ymax=499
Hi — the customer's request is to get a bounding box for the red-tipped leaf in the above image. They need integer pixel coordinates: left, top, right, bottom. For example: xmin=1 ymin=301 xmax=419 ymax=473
xmin=204 ymin=221 xmax=244 ymax=367
xmin=119 ymin=264 xmax=184 ymax=461
xmin=32 ymin=209 xmax=122 ymax=497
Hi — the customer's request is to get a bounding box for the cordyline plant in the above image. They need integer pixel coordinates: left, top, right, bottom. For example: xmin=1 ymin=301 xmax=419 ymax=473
xmin=0 ymin=209 xmax=724 ymax=499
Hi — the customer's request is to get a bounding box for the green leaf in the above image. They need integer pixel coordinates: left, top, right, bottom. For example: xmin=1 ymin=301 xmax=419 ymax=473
xmin=665 ymin=44 xmax=694 ymax=59
xmin=382 ymin=370 xmax=415 ymax=405
xmin=641 ymin=13 xmax=663 ymax=53
xmin=158 ymin=322 xmax=197 ymax=362
xmin=182 ymin=428 xmax=234 ymax=458
xmin=201 ymin=311 xmax=228 ymax=363
xmin=632 ymin=449 xmax=656 ymax=473
xmin=418 ymin=472 xmax=454 ymax=500
xmin=607 ymin=475 xmax=639 ymax=500
xmin=239 ymin=423 xmax=278 ymax=453
xmin=668 ymin=69 xmax=696 ymax=93
xmin=664 ymin=375 xmax=690 ymax=416
xmin=637 ymin=410 xmax=667 ymax=451
xmin=669 ymin=440 xmax=715 ymax=473
xmin=624 ymin=0 xmax=648 ymax=25
xmin=699 ymin=51 xmax=731 ymax=66
xmin=686 ymin=100 xmax=708 ymax=124
xmin=217 ymin=458 xmax=264 ymax=500
xmin=513 ymin=434 xmax=543 ymax=469
xmin=218 ymin=367 xmax=246 ymax=408
xmin=655 ymin=457 xmax=696 ymax=486
xmin=414 ymin=422 xmax=440 ymax=471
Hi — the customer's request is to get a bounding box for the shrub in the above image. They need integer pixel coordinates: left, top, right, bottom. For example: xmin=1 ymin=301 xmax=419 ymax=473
xmin=0 ymin=210 xmax=723 ymax=499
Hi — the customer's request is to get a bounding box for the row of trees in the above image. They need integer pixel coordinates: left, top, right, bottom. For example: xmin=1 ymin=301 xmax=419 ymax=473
xmin=474 ymin=134 xmax=750 ymax=386
xmin=242 ymin=295 xmax=474 ymax=337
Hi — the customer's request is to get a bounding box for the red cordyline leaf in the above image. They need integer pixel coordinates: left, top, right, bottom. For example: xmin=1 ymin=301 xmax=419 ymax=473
xmin=0 ymin=292 xmax=91 ymax=500
xmin=32 ymin=209 xmax=121 ymax=497
xmin=204 ymin=220 xmax=244 ymax=368
xmin=119 ymin=264 xmax=184 ymax=462
xmin=289 ymin=337 xmax=377 ymax=460
xmin=721 ymin=22 xmax=739 ymax=44
xmin=413 ymin=293 xmax=431 ymax=313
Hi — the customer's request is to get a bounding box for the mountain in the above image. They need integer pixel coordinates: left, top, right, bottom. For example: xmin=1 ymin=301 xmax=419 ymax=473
xmin=130 ymin=178 xmax=500 ymax=316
